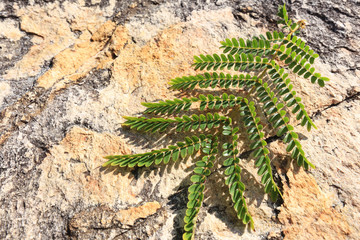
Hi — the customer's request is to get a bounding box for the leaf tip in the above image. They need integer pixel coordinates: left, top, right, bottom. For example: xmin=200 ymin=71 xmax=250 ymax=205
xmin=102 ymin=160 xmax=111 ymax=167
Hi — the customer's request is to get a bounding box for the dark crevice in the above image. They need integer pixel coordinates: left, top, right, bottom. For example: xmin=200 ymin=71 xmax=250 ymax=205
xmin=65 ymin=221 xmax=72 ymax=238
xmin=306 ymin=9 xmax=346 ymax=35
xmin=331 ymin=6 xmax=358 ymax=19
xmin=0 ymin=15 xmax=20 ymax=20
xmin=265 ymin=134 xmax=282 ymax=144
xmin=19 ymin=29 xmax=44 ymax=39
xmin=237 ymin=134 xmax=281 ymax=160
xmin=312 ymin=91 xmax=360 ymax=118
xmin=284 ymin=174 xmax=290 ymax=188
xmin=30 ymin=139 xmax=51 ymax=154
xmin=330 ymin=184 xmax=346 ymax=208
xmin=335 ymin=45 xmax=358 ymax=53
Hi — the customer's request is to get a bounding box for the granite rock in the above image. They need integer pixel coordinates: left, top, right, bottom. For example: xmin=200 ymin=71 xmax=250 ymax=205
xmin=0 ymin=0 xmax=359 ymax=239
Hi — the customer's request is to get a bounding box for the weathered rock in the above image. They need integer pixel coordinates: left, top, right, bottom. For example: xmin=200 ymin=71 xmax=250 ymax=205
xmin=69 ymin=202 xmax=164 ymax=239
xmin=0 ymin=0 xmax=359 ymax=239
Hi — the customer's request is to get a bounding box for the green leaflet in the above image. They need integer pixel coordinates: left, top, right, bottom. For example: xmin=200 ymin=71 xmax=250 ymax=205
xmin=103 ymin=4 xmax=328 ymax=239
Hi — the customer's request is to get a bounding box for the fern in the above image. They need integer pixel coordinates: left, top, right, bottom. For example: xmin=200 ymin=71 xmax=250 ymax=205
xmin=103 ymin=4 xmax=328 ymax=239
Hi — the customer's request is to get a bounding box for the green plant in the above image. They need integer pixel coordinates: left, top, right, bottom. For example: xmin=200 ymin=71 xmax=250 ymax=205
xmin=103 ymin=4 xmax=328 ymax=239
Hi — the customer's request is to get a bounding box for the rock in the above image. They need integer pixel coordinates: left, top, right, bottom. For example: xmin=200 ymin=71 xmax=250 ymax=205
xmin=0 ymin=18 xmax=24 ymax=41
xmin=36 ymin=19 xmax=116 ymax=89
xmin=0 ymin=0 xmax=359 ymax=239
xmin=69 ymin=202 xmax=164 ymax=239
xmin=3 ymin=2 xmax=107 ymax=80
xmin=0 ymin=82 xmax=11 ymax=107
xmin=277 ymin=165 xmax=352 ymax=240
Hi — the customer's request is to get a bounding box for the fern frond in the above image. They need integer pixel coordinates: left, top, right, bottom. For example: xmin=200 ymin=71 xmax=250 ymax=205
xmin=240 ymin=99 xmax=282 ymax=201
xmin=169 ymin=72 xmax=257 ymax=90
xmin=103 ymin=4 xmax=329 ymax=238
xmin=142 ymin=98 xmax=194 ymax=115
xmin=103 ymin=135 xmax=208 ymax=167
xmin=123 ymin=116 xmax=175 ymax=132
xmin=212 ymin=43 xmax=325 ymax=88
xmin=271 ymin=54 xmax=329 ymax=87
xmin=267 ymin=65 xmax=317 ymax=130
xmin=183 ymin=136 xmax=218 ymax=240
xmin=222 ymin=121 xmax=255 ymax=230
xmin=192 ymin=53 xmax=269 ymax=71
xmin=198 ymin=93 xmax=243 ymax=111
xmin=277 ymin=4 xmax=299 ymax=32
xmin=220 ymin=31 xmax=285 ymax=56
xmin=123 ymin=114 xmax=230 ymax=133
xmin=279 ymin=35 xmax=319 ymax=65
xmin=250 ymin=79 xmax=315 ymax=169
xmin=142 ymin=94 xmax=244 ymax=116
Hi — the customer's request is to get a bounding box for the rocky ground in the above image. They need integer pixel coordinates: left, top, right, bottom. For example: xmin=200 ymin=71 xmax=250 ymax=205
xmin=0 ymin=0 xmax=359 ymax=239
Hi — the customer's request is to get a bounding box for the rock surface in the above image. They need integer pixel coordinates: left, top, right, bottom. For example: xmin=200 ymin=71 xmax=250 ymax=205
xmin=0 ymin=0 xmax=359 ymax=239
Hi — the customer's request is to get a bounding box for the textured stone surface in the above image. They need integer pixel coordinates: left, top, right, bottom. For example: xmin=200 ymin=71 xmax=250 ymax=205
xmin=0 ymin=0 xmax=359 ymax=239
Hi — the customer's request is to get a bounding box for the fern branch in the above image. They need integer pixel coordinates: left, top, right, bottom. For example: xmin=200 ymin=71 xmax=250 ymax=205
xmin=142 ymin=97 xmax=194 ymax=115
xmin=122 ymin=116 xmax=174 ymax=132
xmin=170 ymin=68 xmax=317 ymax=132
xmin=250 ymin=79 xmax=315 ymax=169
xmin=239 ymin=99 xmax=282 ymax=201
xmin=143 ymin=94 xmax=244 ymax=117
xmin=277 ymin=35 xmax=319 ymax=66
xmin=220 ymin=31 xmax=285 ymax=56
xmin=220 ymin=32 xmax=321 ymax=69
xmin=193 ymin=51 xmax=326 ymax=87
xmin=277 ymin=4 xmax=299 ymax=33
xmin=266 ymin=64 xmax=317 ymax=131
xmin=183 ymin=136 xmax=218 ymax=240
xmin=169 ymin=72 xmax=257 ymax=90
xmin=222 ymin=121 xmax=255 ymax=230
xmin=197 ymin=93 xmax=243 ymax=111
xmin=103 ymin=135 xmax=209 ymax=168
xmin=170 ymin=69 xmax=315 ymax=133
xmin=270 ymin=51 xmax=327 ymax=87
xmin=192 ymin=53 xmax=269 ymax=71
xmin=122 ymin=114 xmax=230 ymax=133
